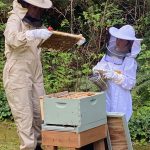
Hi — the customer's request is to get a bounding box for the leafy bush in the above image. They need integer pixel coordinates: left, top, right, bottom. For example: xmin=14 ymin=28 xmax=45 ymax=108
xmin=129 ymin=106 xmax=150 ymax=144
xmin=0 ymin=90 xmax=11 ymax=120
xmin=132 ymin=44 xmax=150 ymax=109
xmin=42 ymin=50 xmax=101 ymax=93
xmin=0 ymin=31 xmax=9 ymax=120
xmin=0 ymin=1 xmax=150 ymax=146
xmin=42 ymin=51 xmax=75 ymax=93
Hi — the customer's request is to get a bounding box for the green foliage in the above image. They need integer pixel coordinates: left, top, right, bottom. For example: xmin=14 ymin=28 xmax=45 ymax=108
xmin=64 ymin=2 xmax=125 ymax=51
xmin=129 ymin=106 xmax=150 ymax=144
xmin=0 ymin=23 xmax=5 ymax=32
xmin=56 ymin=1 xmax=125 ymax=94
xmin=136 ymin=12 xmax=150 ymax=47
xmin=0 ymin=0 xmax=7 ymax=33
xmin=0 ymin=90 xmax=11 ymax=120
xmin=0 ymin=0 xmax=12 ymax=23
xmin=0 ymin=0 xmax=10 ymax=120
xmin=132 ymin=44 xmax=150 ymax=108
xmin=0 ymin=1 xmax=6 ymax=8
xmin=0 ymin=1 xmax=150 ymax=145
xmin=42 ymin=50 xmax=101 ymax=93
xmin=0 ymin=37 xmax=10 ymax=120
xmin=42 ymin=51 xmax=75 ymax=93
xmin=82 ymin=3 xmax=124 ymax=28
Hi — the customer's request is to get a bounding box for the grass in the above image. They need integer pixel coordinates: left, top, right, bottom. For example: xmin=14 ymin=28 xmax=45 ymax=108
xmin=0 ymin=121 xmax=19 ymax=150
xmin=0 ymin=121 xmax=150 ymax=150
xmin=0 ymin=121 xmax=64 ymax=150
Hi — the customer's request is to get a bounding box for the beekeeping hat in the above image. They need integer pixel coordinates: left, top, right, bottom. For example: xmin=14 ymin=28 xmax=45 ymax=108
xmin=107 ymin=25 xmax=143 ymax=58
xmin=23 ymin=0 xmax=52 ymax=9
xmin=109 ymin=25 xmax=142 ymax=41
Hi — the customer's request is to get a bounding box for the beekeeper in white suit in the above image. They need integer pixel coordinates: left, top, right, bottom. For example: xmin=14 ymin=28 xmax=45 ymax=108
xmin=93 ymin=25 xmax=142 ymax=122
xmin=3 ymin=0 xmax=53 ymax=150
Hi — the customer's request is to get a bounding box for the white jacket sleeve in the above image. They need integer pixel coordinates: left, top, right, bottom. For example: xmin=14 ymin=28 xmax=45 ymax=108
xmin=120 ymin=57 xmax=137 ymax=90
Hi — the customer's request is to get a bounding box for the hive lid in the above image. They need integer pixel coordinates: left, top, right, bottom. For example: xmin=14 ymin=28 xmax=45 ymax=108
xmin=40 ymin=31 xmax=84 ymax=51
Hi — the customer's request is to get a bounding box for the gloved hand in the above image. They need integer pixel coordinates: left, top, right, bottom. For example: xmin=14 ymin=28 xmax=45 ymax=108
xmin=93 ymin=69 xmax=107 ymax=78
xmin=26 ymin=29 xmax=53 ymax=40
xmin=89 ymin=70 xmax=108 ymax=91
xmin=103 ymin=70 xmax=124 ymax=84
xmin=92 ymin=69 xmax=100 ymax=75
xmin=76 ymin=37 xmax=86 ymax=46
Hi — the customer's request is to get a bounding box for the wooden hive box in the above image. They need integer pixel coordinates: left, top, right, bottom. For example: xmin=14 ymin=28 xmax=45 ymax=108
xmin=107 ymin=112 xmax=133 ymax=150
xmin=40 ymin=31 xmax=84 ymax=51
xmin=42 ymin=91 xmax=107 ymax=133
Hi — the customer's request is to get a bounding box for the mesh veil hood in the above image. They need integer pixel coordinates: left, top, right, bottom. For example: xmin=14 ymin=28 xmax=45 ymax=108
xmin=107 ymin=35 xmax=142 ymax=58
xmin=8 ymin=0 xmax=28 ymax=19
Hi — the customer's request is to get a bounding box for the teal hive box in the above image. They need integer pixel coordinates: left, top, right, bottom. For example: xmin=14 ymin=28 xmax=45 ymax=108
xmin=43 ymin=92 xmax=106 ymax=132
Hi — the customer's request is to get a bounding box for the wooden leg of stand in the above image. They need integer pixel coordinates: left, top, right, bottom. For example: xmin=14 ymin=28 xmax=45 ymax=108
xmin=93 ymin=140 xmax=105 ymax=150
xmin=44 ymin=145 xmax=57 ymax=150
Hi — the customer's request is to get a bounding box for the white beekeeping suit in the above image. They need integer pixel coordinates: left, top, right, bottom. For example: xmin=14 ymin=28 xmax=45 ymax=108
xmin=93 ymin=25 xmax=142 ymax=122
xmin=3 ymin=0 xmax=53 ymax=150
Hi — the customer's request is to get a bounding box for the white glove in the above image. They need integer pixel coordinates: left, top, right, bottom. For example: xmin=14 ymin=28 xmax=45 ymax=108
xmin=26 ymin=29 xmax=53 ymax=40
xmin=92 ymin=69 xmax=100 ymax=75
xmin=104 ymin=70 xmax=124 ymax=84
xmin=76 ymin=37 xmax=86 ymax=46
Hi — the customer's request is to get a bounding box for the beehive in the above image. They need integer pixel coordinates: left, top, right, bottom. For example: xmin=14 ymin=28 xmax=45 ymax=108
xmin=42 ymin=91 xmax=106 ymax=132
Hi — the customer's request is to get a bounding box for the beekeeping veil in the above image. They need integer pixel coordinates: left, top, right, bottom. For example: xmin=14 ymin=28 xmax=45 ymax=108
xmin=17 ymin=0 xmax=52 ymax=27
xmin=105 ymin=25 xmax=143 ymax=64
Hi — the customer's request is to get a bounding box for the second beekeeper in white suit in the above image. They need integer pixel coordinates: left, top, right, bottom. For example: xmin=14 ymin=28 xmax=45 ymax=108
xmin=93 ymin=25 xmax=142 ymax=122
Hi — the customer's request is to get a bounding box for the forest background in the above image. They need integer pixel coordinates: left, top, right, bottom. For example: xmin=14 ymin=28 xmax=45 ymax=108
xmin=0 ymin=0 xmax=149 ymax=146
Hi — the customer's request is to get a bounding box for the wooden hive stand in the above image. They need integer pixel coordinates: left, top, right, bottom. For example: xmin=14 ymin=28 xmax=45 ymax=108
xmin=42 ymin=124 xmax=107 ymax=150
